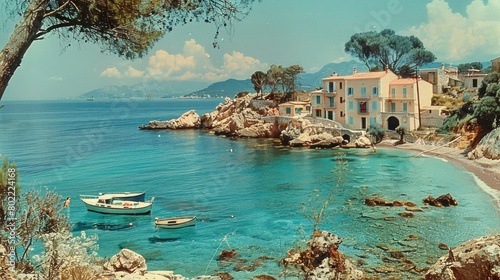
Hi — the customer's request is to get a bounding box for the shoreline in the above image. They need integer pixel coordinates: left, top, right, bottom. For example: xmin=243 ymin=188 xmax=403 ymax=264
xmin=378 ymin=140 xmax=500 ymax=210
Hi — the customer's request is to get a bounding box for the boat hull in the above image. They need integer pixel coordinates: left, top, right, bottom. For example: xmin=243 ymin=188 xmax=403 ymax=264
xmin=80 ymin=198 xmax=153 ymax=215
xmin=155 ymin=216 xmax=196 ymax=229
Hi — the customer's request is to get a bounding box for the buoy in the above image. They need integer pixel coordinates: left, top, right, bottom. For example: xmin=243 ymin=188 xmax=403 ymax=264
xmin=129 ymin=223 xmax=133 ymax=227
xmin=158 ymin=134 xmax=161 ymax=138
xmin=230 ymin=215 xmax=235 ymax=219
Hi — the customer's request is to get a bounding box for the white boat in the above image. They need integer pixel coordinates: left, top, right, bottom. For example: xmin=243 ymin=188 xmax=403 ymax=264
xmin=155 ymin=216 xmax=196 ymax=229
xmin=80 ymin=194 xmax=154 ymax=215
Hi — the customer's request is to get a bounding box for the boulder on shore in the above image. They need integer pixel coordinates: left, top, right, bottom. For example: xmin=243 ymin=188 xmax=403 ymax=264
xmin=103 ymin=248 xmax=147 ymax=275
xmin=425 ymin=235 xmax=500 ymax=280
xmin=468 ymin=127 xmax=500 ymax=160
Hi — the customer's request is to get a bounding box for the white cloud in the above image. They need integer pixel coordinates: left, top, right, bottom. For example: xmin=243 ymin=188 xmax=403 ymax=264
xmin=100 ymin=39 xmax=267 ymax=82
xmin=125 ymin=66 xmax=145 ymax=78
xmin=407 ymin=0 xmax=500 ymax=62
xmin=100 ymin=67 xmax=122 ymax=78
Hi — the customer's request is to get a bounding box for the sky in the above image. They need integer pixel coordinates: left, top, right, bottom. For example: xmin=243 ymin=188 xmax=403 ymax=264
xmin=1 ymin=0 xmax=499 ymax=100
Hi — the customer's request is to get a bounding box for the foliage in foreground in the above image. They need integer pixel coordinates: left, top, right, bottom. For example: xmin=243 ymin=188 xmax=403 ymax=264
xmin=0 ymin=154 xmax=103 ymax=279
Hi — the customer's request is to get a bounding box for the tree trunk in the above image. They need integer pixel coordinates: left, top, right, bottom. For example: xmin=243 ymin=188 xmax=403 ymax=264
xmin=0 ymin=0 xmax=48 ymax=100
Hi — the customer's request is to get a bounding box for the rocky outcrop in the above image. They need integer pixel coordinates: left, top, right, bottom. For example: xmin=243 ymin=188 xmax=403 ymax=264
xmin=425 ymin=235 xmax=500 ymax=280
xmin=423 ymin=193 xmax=458 ymax=207
xmin=468 ymin=127 xmax=500 ymax=160
xmin=281 ymin=119 xmax=345 ymax=148
xmin=355 ymin=136 xmax=372 ymax=148
xmin=199 ymin=94 xmax=280 ymax=137
xmin=103 ymin=248 xmax=148 ymax=275
xmin=282 ymin=231 xmax=364 ymax=279
xmin=141 ymin=110 xmax=201 ymax=129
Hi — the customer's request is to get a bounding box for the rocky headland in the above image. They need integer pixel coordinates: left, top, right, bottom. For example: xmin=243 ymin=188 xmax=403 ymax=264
xmin=140 ymin=93 xmax=372 ymax=149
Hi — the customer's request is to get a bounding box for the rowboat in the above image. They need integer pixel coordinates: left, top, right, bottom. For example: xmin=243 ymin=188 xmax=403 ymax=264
xmin=155 ymin=216 xmax=196 ymax=229
xmin=80 ymin=194 xmax=154 ymax=215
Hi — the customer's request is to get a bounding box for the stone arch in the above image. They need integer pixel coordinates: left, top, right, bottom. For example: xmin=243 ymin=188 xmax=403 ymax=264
xmin=342 ymin=134 xmax=351 ymax=143
xmin=387 ymin=116 xmax=400 ymax=130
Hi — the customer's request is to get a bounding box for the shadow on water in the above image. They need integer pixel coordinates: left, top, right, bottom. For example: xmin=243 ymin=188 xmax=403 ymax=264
xmin=72 ymin=221 xmax=134 ymax=231
xmin=148 ymin=236 xmax=180 ymax=243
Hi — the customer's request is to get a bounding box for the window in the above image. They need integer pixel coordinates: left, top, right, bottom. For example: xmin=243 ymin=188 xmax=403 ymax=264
xmin=315 ymin=109 xmax=322 ymax=117
xmin=473 ymin=79 xmax=478 ymax=88
xmin=370 ymin=117 xmax=376 ymax=126
xmin=348 ymin=101 xmax=354 ymax=110
xmin=403 ymin=87 xmax=407 ymax=98
xmin=372 ymin=87 xmax=378 ymax=96
xmin=391 ymin=88 xmax=396 ymax=98
xmin=391 ymin=103 xmax=396 ymax=112
xmin=348 ymin=116 xmax=354 ymax=125
xmin=361 ymin=87 xmax=367 ymax=98
xmin=329 ymin=82 xmax=336 ymax=92
xmin=327 ymin=111 xmax=334 ymax=120
xmin=328 ymin=97 xmax=334 ymax=107
xmin=295 ymin=108 xmax=302 ymax=114
xmin=339 ymin=82 xmax=343 ymax=89
xmin=348 ymin=87 xmax=354 ymax=96
xmin=371 ymin=101 xmax=378 ymax=111
xmin=340 ymin=97 xmax=344 ymax=103
xmin=340 ymin=111 xmax=344 ymax=117
xmin=358 ymin=101 xmax=367 ymax=114
xmin=316 ymin=95 xmax=321 ymax=105
xmin=403 ymin=103 xmax=407 ymax=113
xmin=286 ymin=107 xmax=291 ymax=114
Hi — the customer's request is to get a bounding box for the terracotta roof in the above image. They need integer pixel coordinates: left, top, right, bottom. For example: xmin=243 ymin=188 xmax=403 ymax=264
xmin=343 ymin=71 xmax=389 ymax=80
xmin=390 ymin=78 xmax=417 ymax=85
xmin=323 ymin=70 xmax=392 ymax=81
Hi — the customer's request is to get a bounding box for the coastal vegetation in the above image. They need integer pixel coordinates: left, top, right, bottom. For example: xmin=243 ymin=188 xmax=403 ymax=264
xmin=439 ymin=71 xmax=500 ymax=146
xmin=0 ymin=0 xmax=257 ymax=100
xmin=251 ymin=64 xmax=306 ymax=101
xmin=344 ymin=29 xmax=436 ymax=75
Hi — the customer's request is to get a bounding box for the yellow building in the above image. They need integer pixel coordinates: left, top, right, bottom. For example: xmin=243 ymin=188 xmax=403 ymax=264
xmin=317 ymin=69 xmax=433 ymax=131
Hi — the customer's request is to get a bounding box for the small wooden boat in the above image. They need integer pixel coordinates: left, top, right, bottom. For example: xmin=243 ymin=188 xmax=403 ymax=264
xmin=80 ymin=194 xmax=154 ymax=215
xmin=155 ymin=216 xmax=196 ymax=229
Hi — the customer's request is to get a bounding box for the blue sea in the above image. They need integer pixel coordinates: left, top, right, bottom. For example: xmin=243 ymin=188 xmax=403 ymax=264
xmin=1 ymin=99 xmax=499 ymax=279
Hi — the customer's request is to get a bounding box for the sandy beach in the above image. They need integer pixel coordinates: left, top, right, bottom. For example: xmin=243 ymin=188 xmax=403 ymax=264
xmin=379 ymin=140 xmax=500 ymax=209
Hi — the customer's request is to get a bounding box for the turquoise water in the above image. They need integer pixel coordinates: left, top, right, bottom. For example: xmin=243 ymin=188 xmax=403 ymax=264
xmin=1 ymin=99 xmax=499 ymax=278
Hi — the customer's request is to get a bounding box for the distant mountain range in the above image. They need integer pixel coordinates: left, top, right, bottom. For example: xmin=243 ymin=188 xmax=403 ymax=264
xmin=79 ymin=60 xmax=492 ymax=99
xmin=80 ymin=80 xmax=210 ymax=100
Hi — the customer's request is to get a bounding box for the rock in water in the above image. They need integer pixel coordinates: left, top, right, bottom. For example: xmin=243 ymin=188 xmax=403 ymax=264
xmin=282 ymin=231 xmax=364 ymax=279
